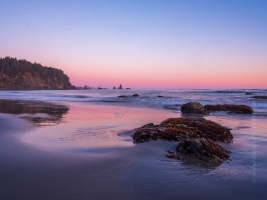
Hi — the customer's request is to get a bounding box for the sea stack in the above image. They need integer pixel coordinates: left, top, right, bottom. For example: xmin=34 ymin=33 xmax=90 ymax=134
xmin=118 ymin=84 xmax=123 ymax=89
xmin=84 ymin=85 xmax=89 ymax=89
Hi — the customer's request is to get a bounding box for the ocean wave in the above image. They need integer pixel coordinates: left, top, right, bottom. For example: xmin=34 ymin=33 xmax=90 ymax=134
xmin=215 ymin=90 xmax=247 ymax=94
xmin=163 ymin=104 xmax=181 ymax=110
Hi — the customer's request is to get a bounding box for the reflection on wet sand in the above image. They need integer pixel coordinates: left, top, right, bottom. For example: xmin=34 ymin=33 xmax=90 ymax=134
xmin=0 ymin=99 xmax=69 ymax=125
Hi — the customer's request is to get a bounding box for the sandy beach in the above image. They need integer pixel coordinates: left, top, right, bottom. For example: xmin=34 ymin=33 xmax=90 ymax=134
xmin=0 ymin=93 xmax=266 ymax=200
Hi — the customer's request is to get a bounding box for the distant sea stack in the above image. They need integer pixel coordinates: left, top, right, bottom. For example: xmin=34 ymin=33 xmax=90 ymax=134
xmin=117 ymin=84 xmax=123 ymax=89
xmin=0 ymin=57 xmax=75 ymax=90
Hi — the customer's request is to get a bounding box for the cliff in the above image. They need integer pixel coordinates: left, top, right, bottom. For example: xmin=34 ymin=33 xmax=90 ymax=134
xmin=0 ymin=57 xmax=75 ymax=90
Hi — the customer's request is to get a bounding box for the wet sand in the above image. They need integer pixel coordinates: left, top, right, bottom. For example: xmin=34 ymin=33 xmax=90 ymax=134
xmin=0 ymin=100 xmax=266 ymax=200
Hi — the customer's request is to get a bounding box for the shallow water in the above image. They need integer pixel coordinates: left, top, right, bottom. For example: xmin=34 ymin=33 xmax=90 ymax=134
xmin=0 ymin=89 xmax=266 ymax=199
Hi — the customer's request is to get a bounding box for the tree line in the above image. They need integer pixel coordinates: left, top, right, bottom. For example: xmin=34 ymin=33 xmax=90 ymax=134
xmin=0 ymin=57 xmax=71 ymax=84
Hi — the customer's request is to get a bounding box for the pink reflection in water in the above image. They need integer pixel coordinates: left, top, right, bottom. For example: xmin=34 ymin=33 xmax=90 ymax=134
xmin=20 ymin=102 xmax=179 ymax=153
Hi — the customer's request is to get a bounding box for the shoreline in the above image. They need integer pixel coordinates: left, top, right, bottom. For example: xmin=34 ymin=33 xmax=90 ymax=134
xmin=0 ymin=99 xmax=266 ymax=199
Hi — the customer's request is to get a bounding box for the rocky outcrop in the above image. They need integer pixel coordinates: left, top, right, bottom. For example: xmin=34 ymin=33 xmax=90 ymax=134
xmin=118 ymin=95 xmax=127 ymax=98
xmin=132 ymin=117 xmax=233 ymax=143
xmin=176 ymin=138 xmax=230 ymax=163
xmin=117 ymin=84 xmax=123 ymax=89
xmin=0 ymin=57 xmax=75 ymax=90
xmin=204 ymin=104 xmax=253 ymax=114
xmin=84 ymin=85 xmax=89 ymax=89
xmin=132 ymin=94 xmax=139 ymax=97
xmin=181 ymin=102 xmax=210 ymax=115
xmin=113 ymin=86 xmax=116 ymax=89
xmin=252 ymin=96 xmax=267 ymax=99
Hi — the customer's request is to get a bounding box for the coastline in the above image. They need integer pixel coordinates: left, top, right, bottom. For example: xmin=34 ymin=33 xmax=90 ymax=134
xmin=0 ymin=97 xmax=266 ymax=199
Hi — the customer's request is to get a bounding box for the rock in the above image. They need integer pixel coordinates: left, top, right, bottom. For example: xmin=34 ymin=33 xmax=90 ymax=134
xmin=126 ymin=88 xmax=131 ymax=89
xmin=245 ymin=92 xmax=253 ymax=95
xmin=113 ymin=86 xmax=116 ymax=89
xmin=181 ymin=102 xmax=210 ymax=115
xmin=132 ymin=117 xmax=233 ymax=143
xmin=176 ymin=138 xmax=230 ymax=163
xmin=117 ymin=84 xmax=123 ymax=89
xmin=158 ymin=96 xmax=163 ymax=97
xmin=84 ymin=85 xmax=89 ymax=89
xmin=204 ymin=104 xmax=253 ymax=114
xmin=252 ymin=96 xmax=267 ymax=99
xmin=132 ymin=94 xmax=139 ymax=97
xmin=140 ymin=123 xmax=155 ymax=128
xmin=118 ymin=95 xmax=127 ymax=98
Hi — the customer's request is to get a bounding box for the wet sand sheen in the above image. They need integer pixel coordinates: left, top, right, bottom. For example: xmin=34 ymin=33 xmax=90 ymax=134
xmin=0 ymin=101 xmax=266 ymax=200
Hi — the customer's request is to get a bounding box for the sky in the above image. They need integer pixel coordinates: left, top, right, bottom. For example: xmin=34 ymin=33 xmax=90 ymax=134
xmin=0 ymin=0 xmax=266 ymax=89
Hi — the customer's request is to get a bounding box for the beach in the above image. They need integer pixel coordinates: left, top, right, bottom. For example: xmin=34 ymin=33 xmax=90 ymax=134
xmin=0 ymin=89 xmax=267 ymax=200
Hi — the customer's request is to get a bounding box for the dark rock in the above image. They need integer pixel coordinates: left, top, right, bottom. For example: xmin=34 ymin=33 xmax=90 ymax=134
xmin=245 ymin=92 xmax=253 ymax=95
xmin=181 ymin=102 xmax=210 ymax=115
xmin=252 ymin=96 xmax=267 ymax=99
xmin=113 ymin=86 xmax=116 ymax=89
xmin=158 ymin=95 xmax=163 ymax=97
xmin=140 ymin=123 xmax=155 ymax=128
xmin=176 ymin=138 xmax=230 ymax=163
xmin=132 ymin=94 xmax=139 ymax=97
xmin=126 ymin=88 xmax=131 ymax=89
xmin=118 ymin=95 xmax=127 ymax=98
xmin=117 ymin=84 xmax=123 ymax=89
xmin=132 ymin=117 xmax=233 ymax=143
xmin=84 ymin=85 xmax=89 ymax=89
xmin=164 ymin=150 xmax=175 ymax=158
xmin=204 ymin=104 xmax=253 ymax=114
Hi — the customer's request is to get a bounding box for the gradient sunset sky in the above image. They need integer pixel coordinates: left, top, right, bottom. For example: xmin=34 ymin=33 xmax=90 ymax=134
xmin=1 ymin=0 xmax=266 ymax=89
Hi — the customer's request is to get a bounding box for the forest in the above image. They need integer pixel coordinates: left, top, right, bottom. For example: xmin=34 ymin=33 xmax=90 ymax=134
xmin=0 ymin=57 xmax=74 ymax=90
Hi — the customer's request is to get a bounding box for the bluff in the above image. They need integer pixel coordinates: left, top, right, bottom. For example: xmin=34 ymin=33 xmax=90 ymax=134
xmin=0 ymin=57 xmax=75 ymax=90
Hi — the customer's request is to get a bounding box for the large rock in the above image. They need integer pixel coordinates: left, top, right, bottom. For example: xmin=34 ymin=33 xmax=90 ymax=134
xmin=132 ymin=117 xmax=233 ymax=143
xmin=176 ymin=138 xmax=230 ymax=163
xmin=132 ymin=94 xmax=139 ymax=97
xmin=252 ymin=96 xmax=267 ymax=99
xmin=204 ymin=104 xmax=253 ymax=114
xmin=181 ymin=102 xmax=210 ymax=115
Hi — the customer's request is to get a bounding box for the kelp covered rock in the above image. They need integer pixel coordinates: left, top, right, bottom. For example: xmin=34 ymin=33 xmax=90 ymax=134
xmin=176 ymin=138 xmax=230 ymax=163
xmin=181 ymin=102 xmax=210 ymax=115
xmin=204 ymin=104 xmax=253 ymax=114
xmin=132 ymin=117 xmax=233 ymax=143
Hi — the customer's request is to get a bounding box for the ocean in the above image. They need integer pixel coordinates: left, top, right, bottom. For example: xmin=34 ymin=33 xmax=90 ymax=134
xmin=0 ymin=89 xmax=266 ymax=200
